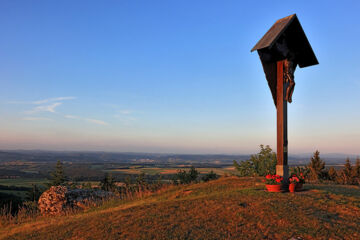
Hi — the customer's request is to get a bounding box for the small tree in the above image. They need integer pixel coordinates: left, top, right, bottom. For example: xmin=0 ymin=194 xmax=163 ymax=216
xmin=234 ymin=145 xmax=277 ymax=177
xmin=341 ymin=158 xmax=353 ymax=184
xmin=100 ymin=173 xmax=116 ymax=192
xmin=174 ymin=166 xmax=199 ymax=184
xmin=188 ymin=166 xmax=199 ymax=182
xmin=233 ymin=159 xmax=255 ymax=177
xmin=352 ymin=157 xmax=360 ymax=185
xmin=49 ymin=160 xmax=66 ymax=186
xmin=328 ymin=167 xmax=337 ymax=181
xmin=307 ymin=150 xmax=325 ymax=182
xmin=26 ymin=184 xmax=42 ymax=202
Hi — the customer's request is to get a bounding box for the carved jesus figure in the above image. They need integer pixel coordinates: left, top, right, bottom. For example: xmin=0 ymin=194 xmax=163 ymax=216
xmin=283 ymin=59 xmax=296 ymax=103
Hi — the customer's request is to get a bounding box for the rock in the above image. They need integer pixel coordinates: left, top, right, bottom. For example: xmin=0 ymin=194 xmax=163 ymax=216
xmin=38 ymin=186 xmax=114 ymax=215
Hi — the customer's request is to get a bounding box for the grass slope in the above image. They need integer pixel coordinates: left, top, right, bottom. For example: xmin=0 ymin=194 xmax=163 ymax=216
xmin=1 ymin=177 xmax=360 ymax=240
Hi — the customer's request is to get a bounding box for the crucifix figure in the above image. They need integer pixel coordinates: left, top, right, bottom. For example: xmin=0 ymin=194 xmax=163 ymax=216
xmin=284 ymin=59 xmax=296 ymax=103
xmin=251 ymin=14 xmax=318 ymax=183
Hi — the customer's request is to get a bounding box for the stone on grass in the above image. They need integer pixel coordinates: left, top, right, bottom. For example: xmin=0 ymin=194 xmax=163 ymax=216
xmin=38 ymin=186 xmax=113 ymax=215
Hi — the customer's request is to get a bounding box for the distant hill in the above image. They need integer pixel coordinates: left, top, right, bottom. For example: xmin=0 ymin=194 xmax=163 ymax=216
xmin=0 ymin=150 xmax=357 ymax=165
xmin=0 ymin=150 xmax=249 ymax=165
xmin=2 ymin=177 xmax=359 ymax=239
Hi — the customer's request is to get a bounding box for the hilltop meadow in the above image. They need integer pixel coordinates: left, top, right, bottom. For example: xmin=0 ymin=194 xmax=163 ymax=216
xmin=1 ymin=149 xmax=359 ymax=239
xmin=1 ymin=177 xmax=359 ymax=240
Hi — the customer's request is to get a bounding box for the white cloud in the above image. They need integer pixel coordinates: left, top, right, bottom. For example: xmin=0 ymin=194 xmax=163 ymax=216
xmin=85 ymin=118 xmax=109 ymax=126
xmin=64 ymin=115 xmax=80 ymax=119
xmin=32 ymin=96 xmax=76 ymax=105
xmin=26 ymin=102 xmax=62 ymax=114
xmin=23 ymin=117 xmax=52 ymax=121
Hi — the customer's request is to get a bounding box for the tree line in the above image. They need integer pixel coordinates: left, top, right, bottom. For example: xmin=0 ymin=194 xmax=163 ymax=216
xmin=233 ymin=145 xmax=360 ymax=185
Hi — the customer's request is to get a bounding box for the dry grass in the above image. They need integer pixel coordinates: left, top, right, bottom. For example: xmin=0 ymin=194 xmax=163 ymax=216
xmin=1 ymin=177 xmax=359 ymax=240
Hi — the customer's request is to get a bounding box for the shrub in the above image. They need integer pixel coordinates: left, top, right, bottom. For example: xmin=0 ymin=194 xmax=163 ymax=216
xmin=202 ymin=171 xmax=218 ymax=182
xmin=234 ymin=145 xmax=276 ymax=177
xmin=173 ymin=166 xmax=199 ymax=184
xmin=100 ymin=173 xmax=116 ymax=192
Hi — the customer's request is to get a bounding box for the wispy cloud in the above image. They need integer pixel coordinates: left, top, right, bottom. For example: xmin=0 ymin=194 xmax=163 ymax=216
xmin=64 ymin=115 xmax=80 ymax=119
xmin=32 ymin=96 xmax=76 ymax=105
xmin=26 ymin=102 xmax=62 ymax=114
xmin=114 ymin=109 xmax=137 ymax=125
xmin=9 ymin=96 xmax=76 ymax=105
xmin=85 ymin=118 xmax=109 ymax=126
xmin=65 ymin=115 xmax=109 ymax=126
xmin=23 ymin=117 xmax=52 ymax=121
xmin=10 ymin=96 xmax=76 ymax=115
xmin=10 ymin=96 xmax=109 ymax=126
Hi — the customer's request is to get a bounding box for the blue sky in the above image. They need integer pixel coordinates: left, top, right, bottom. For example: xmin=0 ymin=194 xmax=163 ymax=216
xmin=0 ymin=0 xmax=359 ymax=154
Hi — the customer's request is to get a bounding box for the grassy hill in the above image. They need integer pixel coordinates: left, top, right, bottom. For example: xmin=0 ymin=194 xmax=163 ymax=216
xmin=1 ymin=177 xmax=359 ymax=240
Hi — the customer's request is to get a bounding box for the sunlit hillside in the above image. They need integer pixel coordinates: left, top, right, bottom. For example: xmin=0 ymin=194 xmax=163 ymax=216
xmin=1 ymin=177 xmax=359 ymax=240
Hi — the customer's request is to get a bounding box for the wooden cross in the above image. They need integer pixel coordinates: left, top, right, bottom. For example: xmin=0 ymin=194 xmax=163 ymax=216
xmin=251 ymin=14 xmax=318 ymax=180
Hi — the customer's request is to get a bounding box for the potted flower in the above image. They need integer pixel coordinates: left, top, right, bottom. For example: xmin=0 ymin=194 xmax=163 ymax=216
xmin=288 ymin=176 xmax=300 ymax=193
xmin=265 ymin=174 xmax=283 ymax=192
xmin=295 ymin=173 xmax=305 ymax=191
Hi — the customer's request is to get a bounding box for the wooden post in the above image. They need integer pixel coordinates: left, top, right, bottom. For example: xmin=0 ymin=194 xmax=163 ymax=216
xmin=276 ymin=60 xmax=289 ymax=180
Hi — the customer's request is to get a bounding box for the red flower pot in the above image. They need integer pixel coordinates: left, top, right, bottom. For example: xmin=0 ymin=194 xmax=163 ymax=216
xmin=266 ymin=184 xmax=281 ymax=192
xmin=295 ymin=183 xmax=303 ymax=192
xmin=289 ymin=183 xmax=296 ymax=193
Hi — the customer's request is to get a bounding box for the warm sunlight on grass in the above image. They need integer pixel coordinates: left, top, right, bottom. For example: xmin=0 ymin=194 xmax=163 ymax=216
xmin=1 ymin=177 xmax=359 ymax=240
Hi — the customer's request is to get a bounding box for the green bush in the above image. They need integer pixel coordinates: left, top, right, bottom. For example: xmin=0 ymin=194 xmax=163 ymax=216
xmin=173 ymin=166 xmax=199 ymax=184
xmin=100 ymin=173 xmax=116 ymax=192
xmin=202 ymin=171 xmax=218 ymax=182
xmin=233 ymin=145 xmax=276 ymax=177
